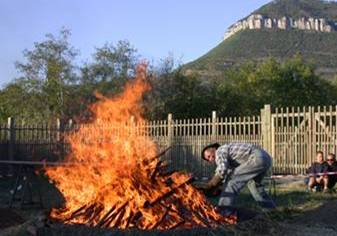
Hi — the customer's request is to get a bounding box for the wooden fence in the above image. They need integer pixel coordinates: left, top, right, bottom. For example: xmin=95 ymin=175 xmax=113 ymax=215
xmin=1 ymin=105 xmax=337 ymax=177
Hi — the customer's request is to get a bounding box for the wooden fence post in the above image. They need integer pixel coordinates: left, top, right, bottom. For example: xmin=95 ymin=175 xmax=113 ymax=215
xmin=7 ymin=117 xmax=15 ymax=175
xmin=167 ymin=114 xmax=173 ymax=167
xmin=56 ymin=118 xmax=61 ymax=142
xmin=271 ymin=111 xmax=275 ymax=159
xmin=167 ymin=113 xmax=173 ymax=147
xmin=130 ymin=116 xmax=135 ymax=124
xmin=68 ymin=119 xmax=73 ymax=129
xmin=261 ymin=105 xmax=272 ymax=153
xmin=212 ymin=111 xmax=217 ymax=142
xmin=7 ymin=117 xmax=15 ymax=162
xmin=308 ymin=106 xmax=313 ymax=164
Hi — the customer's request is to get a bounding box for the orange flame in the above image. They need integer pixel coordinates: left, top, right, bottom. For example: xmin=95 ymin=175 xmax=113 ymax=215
xmin=46 ymin=64 xmax=236 ymax=230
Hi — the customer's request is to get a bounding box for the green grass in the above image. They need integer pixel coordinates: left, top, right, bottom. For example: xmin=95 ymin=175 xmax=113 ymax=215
xmin=184 ymin=29 xmax=337 ymax=79
xmin=206 ymin=179 xmax=337 ymax=223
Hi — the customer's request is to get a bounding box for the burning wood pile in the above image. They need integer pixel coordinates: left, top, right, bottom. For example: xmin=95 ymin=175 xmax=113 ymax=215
xmin=45 ymin=64 xmax=236 ymax=230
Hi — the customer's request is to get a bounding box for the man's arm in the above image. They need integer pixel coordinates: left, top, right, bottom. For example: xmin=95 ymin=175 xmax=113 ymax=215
xmin=195 ymin=174 xmax=222 ymax=191
xmin=214 ymin=145 xmax=229 ymax=179
xmin=196 ymin=146 xmax=229 ymax=191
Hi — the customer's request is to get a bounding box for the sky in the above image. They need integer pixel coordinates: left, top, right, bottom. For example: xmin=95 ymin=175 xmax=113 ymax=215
xmin=0 ymin=0 xmax=271 ymax=87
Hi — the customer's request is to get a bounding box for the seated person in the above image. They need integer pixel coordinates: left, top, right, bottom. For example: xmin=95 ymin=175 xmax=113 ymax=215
xmin=307 ymin=151 xmax=329 ymax=192
xmin=326 ymin=153 xmax=337 ymax=190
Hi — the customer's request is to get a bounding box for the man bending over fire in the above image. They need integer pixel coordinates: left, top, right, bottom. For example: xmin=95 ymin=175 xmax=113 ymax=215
xmin=197 ymin=142 xmax=276 ymax=216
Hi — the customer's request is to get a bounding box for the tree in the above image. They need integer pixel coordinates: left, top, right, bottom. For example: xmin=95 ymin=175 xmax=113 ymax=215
xmin=145 ymin=56 xmax=219 ymax=119
xmin=217 ymin=56 xmax=337 ymax=116
xmin=81 ymin=40 xmax=138 ymax=93
xmin=6 ymin=28 xmax=79 ymax=122
xmin=0 ymin=82 xmax=44 ymax=122
xmin=68 ymin=40 xmax=140 ymax=118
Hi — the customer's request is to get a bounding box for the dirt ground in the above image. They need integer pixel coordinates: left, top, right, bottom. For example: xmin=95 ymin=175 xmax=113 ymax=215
xmin=292 ymin=199 xmax=337 ymax=229
xmin=0 ymin=208 xmax=24 ymax=229
xmin=279 ymin=199 xmax=337 ymax=236
xmin=0 ymin=175 xmax=336 ymax=235
xmin=273 ymin=177 xmax=337 ymax=235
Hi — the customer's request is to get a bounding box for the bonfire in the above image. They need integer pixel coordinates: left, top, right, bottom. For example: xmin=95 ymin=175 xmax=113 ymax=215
xmin=45 ymin=64 xmax=236 ymax=230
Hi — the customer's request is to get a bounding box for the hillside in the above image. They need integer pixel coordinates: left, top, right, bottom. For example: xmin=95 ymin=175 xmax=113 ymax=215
xmin=255 ymin=0 xmax=337 ymax=21
xmin=183 ymin=0 xmax=337 ymax=80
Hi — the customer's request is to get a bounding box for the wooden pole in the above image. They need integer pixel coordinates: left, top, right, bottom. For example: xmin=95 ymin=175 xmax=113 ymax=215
xmin=261 ymin=105 xmax=272 ymax=153
xmin=7 ymin=117 xmax=15 ymax=161
xmin=167 ymin=113 xmax=173 ymax=166
xmin=211 ymin=111 xmax=217 ymax=143
xmin=7 ymin=117 xmax=15 ymax=175
xmin=56 ymin=118 xmax=61 ymax=142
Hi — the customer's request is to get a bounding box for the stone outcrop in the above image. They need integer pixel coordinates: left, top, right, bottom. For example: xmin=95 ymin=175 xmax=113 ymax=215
xmin=224 ymin=14 xmax=337 ymax=40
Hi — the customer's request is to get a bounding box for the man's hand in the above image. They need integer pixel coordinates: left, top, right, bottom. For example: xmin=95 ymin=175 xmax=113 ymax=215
xmin=194 ymin=175 xmax=222 ymax=191
xmin=193 ymin=182 xmax=209 ymax=189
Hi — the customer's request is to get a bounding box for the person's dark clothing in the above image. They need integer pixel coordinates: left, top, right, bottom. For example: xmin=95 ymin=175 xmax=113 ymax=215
xmin=307 ymin=162 xmax=328 ymax=175
xmin=327 ymin=161 xmax=337 ymax=189
xmin=306 ymin=162 xmax=328 ymax=190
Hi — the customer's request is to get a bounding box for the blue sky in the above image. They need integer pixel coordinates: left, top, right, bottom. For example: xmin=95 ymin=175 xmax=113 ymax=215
xmin=0 ymin=0 xmax=271 ymax=87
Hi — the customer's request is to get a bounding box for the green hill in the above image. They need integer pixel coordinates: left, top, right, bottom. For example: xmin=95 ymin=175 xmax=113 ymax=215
xmin=255 ymin=0 xmax=337 ymax=21
xmin=184 ymin=0 xmax=337 ymax=80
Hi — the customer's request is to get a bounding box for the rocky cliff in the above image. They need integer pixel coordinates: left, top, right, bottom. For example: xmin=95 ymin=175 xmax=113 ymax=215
xmin=224 ymin=14 xmax=337 ymax=40
xmin=183 ymin=0 xmax=337 ymax=80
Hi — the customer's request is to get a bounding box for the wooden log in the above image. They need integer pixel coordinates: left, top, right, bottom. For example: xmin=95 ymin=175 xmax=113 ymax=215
xmin=83 ymin=203 xmax=98 ymax=219
xmin=150 ymin=161 xmax=169 ymax=180
xmin=96 ymin=204 xmax=117 ymax=228
xmin=157 ymin=162 xmax=169 ymax=174
xmin=152 ymin=146 xmax=171 ymax=159
xmin=98 ymin=201 xmax=128 ymax=228
xmin=68 ymin=204 xmax=87 ymax=219
xmin=62 ymin=204 xmax=93 ymax=222
xmin=145 ymin=146 xmax=171 ymax=164
xmin=150 ymin=160 xmax=163 ymax=181
xmin=149 ymin=177 xmax=192 ymax=207
xmin=128 ymin=211 xmax=142 ymax=228
xmin=110 ymin=208 xmax=126 ymax=228
xmin=191 ymin=210 xmax=211 ymax=228
xmin=149 ymin=206 xmax=171 ymax=229
xmin=87 ymin=205 xmax=104 ymax=226
xmin=103 ymin=214 xmax=115 ymax=228
xmin=166 ymin=219 xmax=185 ymax=230
xmin=124 ymin=211 xmax=134 ymax=228
xmin=159 ymin=202 xmax=184 ymax=222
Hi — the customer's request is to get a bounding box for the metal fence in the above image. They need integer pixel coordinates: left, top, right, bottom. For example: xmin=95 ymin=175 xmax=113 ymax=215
xmin=1 ymin=104 xmax=337 ymax=177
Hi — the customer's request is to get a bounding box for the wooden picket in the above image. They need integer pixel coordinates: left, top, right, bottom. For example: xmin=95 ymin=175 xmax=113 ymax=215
xmin=1 ymin=104 xmax=337 ymax=177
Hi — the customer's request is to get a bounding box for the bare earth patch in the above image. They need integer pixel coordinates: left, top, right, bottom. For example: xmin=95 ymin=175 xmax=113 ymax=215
xmin=0 ymin=208 xmax=24 ymax=229
xmin=290 ymin=199 xmax=337 ymax=231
